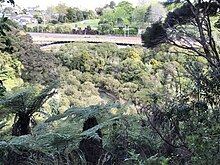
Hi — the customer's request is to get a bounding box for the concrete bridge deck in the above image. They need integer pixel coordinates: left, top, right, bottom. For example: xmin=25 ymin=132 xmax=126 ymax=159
xmin=28 ymin=32 xmax=142 ymax=46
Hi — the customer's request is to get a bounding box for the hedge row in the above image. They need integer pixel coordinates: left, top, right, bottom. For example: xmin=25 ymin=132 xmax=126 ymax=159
xmin=25 ymin=25 xmax=73 ymax=34
xmin=114 ymin=28 xmax=138 ymax=35
xmin=25 ymin=25 xmax=138 ymax=36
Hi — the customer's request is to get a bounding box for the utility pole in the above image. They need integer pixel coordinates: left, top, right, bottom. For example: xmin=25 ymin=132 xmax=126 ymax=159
xmin=124 ymin=25 xmax=126 ymax=37
xmin=127 ymin=26 xmax=129 ymax=37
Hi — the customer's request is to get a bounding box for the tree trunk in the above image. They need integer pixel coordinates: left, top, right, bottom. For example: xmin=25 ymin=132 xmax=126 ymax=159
xmin=12 ymin=113 xmax=31 ymax=136
xmin=79 ymin=117 xmax=103 ymax=165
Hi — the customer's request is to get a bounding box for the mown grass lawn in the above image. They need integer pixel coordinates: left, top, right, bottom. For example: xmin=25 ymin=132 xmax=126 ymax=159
xmin=69 ymin=19 xmax=100 ymax=29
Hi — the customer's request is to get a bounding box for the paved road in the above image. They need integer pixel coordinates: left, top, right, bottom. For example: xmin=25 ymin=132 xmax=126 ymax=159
xmin=28 ymin=32 xmax=142 ymax=45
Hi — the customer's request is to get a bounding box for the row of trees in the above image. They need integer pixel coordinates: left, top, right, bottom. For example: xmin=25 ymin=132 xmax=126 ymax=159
xmin=99 ymin=1 xmax=166 ymax=28
xmin=2 ymin=0 xmax=184 ymax=34
xmin=3 ymin=0 xmax=169 ymax=36
xmin=42 ymin=4 xmax=96 ymax=23
xmin=34 ymin=1 xmax=167 ymax=35
xmin=22 ymin=1 xmax=167 ymax=29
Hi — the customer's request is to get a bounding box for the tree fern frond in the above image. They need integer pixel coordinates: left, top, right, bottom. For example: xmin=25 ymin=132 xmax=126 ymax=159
xmin=4 ymin=132 xmax=74 ymax=154
xmin=34 ymin=133 xmax=71 ymax=151
xmin=0 ymin=82 xmax=58 ymax=115
xmin=0 ymin=86 xmax=37 ymax=113
xmin=46 ymin=102 xmax=120 ymax=123
xmin=27 ymin=82 xmax=59 ymax=115
xmin=80 ymin=116 xmax=121 ymax=140
xmin=8 ymin=135 xmax=33 ymax=154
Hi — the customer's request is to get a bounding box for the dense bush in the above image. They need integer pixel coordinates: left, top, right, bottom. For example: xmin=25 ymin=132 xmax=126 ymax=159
xmin=97 ymin=23 xmax=113 ymax=35
xmin=1 ymin=38 xmax=219 ymax=164
xmin=44 ymin=25 xmax=56 ymax=33
xmin=4 ymin=29 xmax=59 ymax=84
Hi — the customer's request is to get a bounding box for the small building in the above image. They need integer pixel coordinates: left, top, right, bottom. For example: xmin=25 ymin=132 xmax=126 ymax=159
xmin=8 ymin=15 xmax=38 ymax=25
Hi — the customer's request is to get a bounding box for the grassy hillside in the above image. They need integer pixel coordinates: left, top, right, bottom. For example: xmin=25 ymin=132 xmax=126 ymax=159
xmin=69 ymin=19 xmax=100 ymax=29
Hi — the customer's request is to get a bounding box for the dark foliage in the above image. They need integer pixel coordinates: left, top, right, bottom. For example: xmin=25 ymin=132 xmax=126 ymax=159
xmin=142 ymin=1 xmax=220 ymax=48
xmin=72 ymin=26 xmax=98 ymax=35
xmin=141 ymin=21 xmax=167 ymax=48
xmin=66 ymin=7 xmax=78 ymax=22
xmin=50 ymin=19 xmax=59 ymax=24
xmin=4 ymin=29 xmax=59 ymax=84
xmin=196 ymin=1 xmax=220 ymax=16
xmin=164 ymin=4 xmax=193 ymax=27
xmin=165 ymin=1 xmax=220 ymax=28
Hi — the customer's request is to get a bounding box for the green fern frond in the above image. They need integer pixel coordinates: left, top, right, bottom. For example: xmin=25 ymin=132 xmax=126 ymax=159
xmin=46 ymin=102 xmax=120 ymax=123
xmin=8 ymin=135 xmax=33 ymax=154
xmin=0 ymin=86 xmax=38 ymax=113
xmin=4 ymin=132 xmax=74 ymax=154
xmin=27 ymin=83 xmax=58 ymax=115
xmin=80 ymin=116 xmax=121 ymax=140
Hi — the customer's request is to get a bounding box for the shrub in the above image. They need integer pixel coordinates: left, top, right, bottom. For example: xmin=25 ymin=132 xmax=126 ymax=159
xmin=97 ymin=23 xmax=113 ymax=35
xmin=44 ymin=25 xmax=56 ymax=33
xmin=50 ymin=19 xmax=59 ymax=24
xmin=141 ymin=21 xmax=167 ymax=48
xmin=113 ymin=28 xmax=138 ymax=36
xmin=55 ymin=26 xmax=63 ymax=33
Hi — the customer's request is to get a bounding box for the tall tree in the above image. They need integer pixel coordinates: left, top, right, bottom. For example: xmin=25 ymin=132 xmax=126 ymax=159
xmin=110 ymin=1 xmax=116 ymax=8
xmin=117 ymin=1 xmax=134 ymax=16
xmin=142 ymin=0 xmax=220 ymax=68
xmin=66 ymin=7 xmax=78 ymax=22
xmin=132 ymin=5 xmax=149 ymax=28
xmin=141 ymin=1 xmax=220 ymax=162
xmin=114 ymin=6 xmax=130 ymax=26
xmin=87 ymin=10 xmax=96 ymax=19
xmin=0 ymin=84 xmax=57 ymax=136
xmin=100 ymin=8 xmax=115 ymax=25
xmin=165 ymin=0 xmax=220 ymax=67
xmin=55 ymin=3 xmax=68 ymax=23
xmin=45 ymin=6 xmax=57 ymax=21
xmin=76 ymin=8 xmax=84 ymax=21
xmin=117 ymin=1 xmax=134 ymax=23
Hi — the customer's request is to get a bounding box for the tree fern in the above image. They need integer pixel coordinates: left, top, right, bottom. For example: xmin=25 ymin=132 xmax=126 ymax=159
xmin=0 ymin=99 xmax=129 ymax=164
xmin=0 ymin=82 xmax=58 ymax=136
